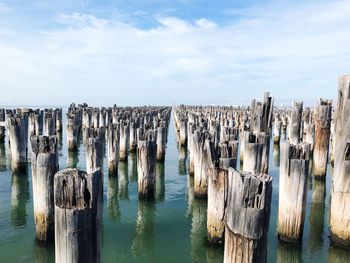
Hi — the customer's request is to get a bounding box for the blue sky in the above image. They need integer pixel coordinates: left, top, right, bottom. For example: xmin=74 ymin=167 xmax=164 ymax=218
xmin=0 ymin=0 xmax=349 ymax=106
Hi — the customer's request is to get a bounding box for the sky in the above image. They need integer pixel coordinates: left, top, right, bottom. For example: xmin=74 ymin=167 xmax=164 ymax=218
xmin=0 ymin=0 xmax=349 ymax=106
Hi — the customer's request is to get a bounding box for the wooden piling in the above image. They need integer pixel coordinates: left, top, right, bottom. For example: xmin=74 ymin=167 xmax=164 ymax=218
xmin=31 ymin=135 xmax=58 ymax=241
xmin=288 ymin=102 xmax=303 ymax=145
xmin=224 ymin=169 xmax=272 ymax=263
xmin=8 ymin=115 xmax=28 ymax=171
xmin=313 ymin=99 xmax=332 ymax=178
xmin=108 ymin=123 xmax=119 ymax=174
xmin=330 ymin=75 xmax=350 ymax=246
xmin=278 ymin=142 xmax=310 ymax=243
xmin=54 ymin=168 xmax=101 ymax=263
xmin=137 ymin=130 xmax=157 ymax=199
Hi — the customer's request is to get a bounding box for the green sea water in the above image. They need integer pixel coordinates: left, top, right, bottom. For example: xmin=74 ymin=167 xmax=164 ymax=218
xmin=0 ymin=110 xmax=349 ymax=263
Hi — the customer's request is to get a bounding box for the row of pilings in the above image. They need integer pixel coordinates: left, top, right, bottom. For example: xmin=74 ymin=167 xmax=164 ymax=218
xmin=0 ymin=104 xmax=171 ymax=263
xmin=172 ymin=74 xmax=350 ymax=263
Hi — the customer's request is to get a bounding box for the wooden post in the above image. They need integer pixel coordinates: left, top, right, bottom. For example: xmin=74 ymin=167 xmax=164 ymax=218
xmin=313 ymin=99 xmax=332 ymax=178
xmin=278 ymin=142 xmax=309 ymax=243
xmin=108 ymin=123 xmax=119 ymax=174
xmin=137 ymin=130 xmax=157 ymax=199
xmin=207 ymin=157 xmax=236 ymax=244
xmin=44 ymin=111 xmax=56 ymax=136
xmin=303 ymin=123 xmax=315 ymax=154
xmin=55 ymin=108 xmax=63 ymax=132
xmin=179 ymin=120 xmax=187 ymax=146
xmin=119 ymin=120 xmax=129 ymax=162
xmin=288 ymin=102 xmax=303 ymax=145
xmin=0 ymin=108 xmax=6 ymax=142
xmin=192 ymin=130 xmax=209 ymax=197
xmin=35 ymin=110 xmax=44 ymax=136
xmin=129 ymin=121 xmax=138 ymax=152
xmin=31 ymin=135 xmax=58 ymax=241
xmin=67 ymin=117 xmax=78 ymax=151
xmin=54 ymin=168 xmax=102 ymax=263
xmin=243 ymin=132 xmax=270 ymax=174
xmin=273 ymin=120 xmax=282 ymax=144
xmin=8 ymin=115 xmax=28 ymax=171
xmin=156 ymin=125 xmax=166 ymax=161
xmin=224 ymin=169 xmax=272 ymax=263
xmin=86 ymin=128 xmax=105 ymax=174
xmin=330 ymin=75 xmax=350 ymax=246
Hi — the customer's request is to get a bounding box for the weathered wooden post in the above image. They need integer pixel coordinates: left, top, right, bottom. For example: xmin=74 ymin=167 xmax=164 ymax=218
xmin=54 ymin=168 xmax=101 ymax=263
xmin=156 ymin=125 xmax=166 ymax=161
xmin=66 ymin=117 xmax=78 ymax=151
xmin=303 ymin=123 xmax=315 ymax=153
xmin=108 ymin=123 xmax=119 ymax=174
xmin=137 ymin=129 xmax=157 ymax=199
xmin=288 ymin=102 xmax=303 ymax=145
xmin=243 ymin=132 xmax=270 ymax=174
xmin=55 ymin=108 xmax=62 ymax=132
xmin=86 ymin=128 xmax=105 ymax=174
xmin=179 ymin=120 xmax=187 ymax=146
xmin=44 ymin=111 xmax=56 ymax=136
xmin=119 ymin=120 xmax=129 ymax=162
xmin=0 ymin=108 xmax=6 ymax=143
xmin=207 ymin=155 xmax=237 ymax=244
xmin=35 ymin=110 xmax=44 ymax=136
xmin=278 ymin=142 xmax=310 ymax=243
xmin=8 ymin=115 xmax=28 ymax=171
xmin=31 ymin=135 xmax=58 ymax=242
xmin=313 ymin=99 xmax=332 ymax=178
xmin=273 ymin=120 xmax=282 ymax=144
xmin=129 ymin=121 xmax=138 ymax=153
xmin=330 ymin=75 xmax=350 ymax=246
xmin=192 ymin=130 xmax=209 ymax=197
xmin=224 ymin=169 xmax=272 ymax=263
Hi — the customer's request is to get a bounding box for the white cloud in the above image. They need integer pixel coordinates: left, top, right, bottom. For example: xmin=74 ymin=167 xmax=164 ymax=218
xmin=57 ymin=12 xmax=109 ymax=28
xmin=0 ymin=1 xmax=349 ymax=106
xmin=195 ymin=18 xmax=216 ymax=29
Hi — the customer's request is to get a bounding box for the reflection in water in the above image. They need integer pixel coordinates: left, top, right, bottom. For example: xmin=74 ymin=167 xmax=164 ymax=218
xmin=328 ymin=244 xmax=350 ymax=263
xmin=186 ymin=175 xmax=195 ymax=218
xmin=155 ymin=162 xmax=165 ymax=202
xmin=107 ymin=174 xmax=121 ymax=221
xmin=309 ymin=178 xmax=325 ymax=252
xmin=0 ymin=142 xmax=6 ymax=171
xmin=276 ymin=242 xmax=302 ymax=263
xmin=118 ymin=162 xmax=129 ymax=200
xmin=11 ymin=170 xmax=30 ymax=226
xmin=128 ymin=152 xmax=137 ymax=182
xmin=67 ymin=148 xmax=79 ymax=168
xmin=308 ymin=159 xmax=314 ymax=191
xmin=188 ymin=175 xmax=207 ymax=263
xmin=273 ymin=144 xmax=280 ymax=167
xmin=56 ymin=131 xmax=63 ymax=155
xmin=206 ymin=246 xmax=224 ymax=263
xmin=178 ymin=146 xmax=187 ymax=175
xmin=132 ymin=200 xmax=156 ymax=257
xmin=34 ymin=241 xmax=54 ymax=263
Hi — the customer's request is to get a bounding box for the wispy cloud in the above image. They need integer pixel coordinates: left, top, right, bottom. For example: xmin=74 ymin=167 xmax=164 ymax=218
xmin=0 ymin=0 xmax=349 ymax=106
